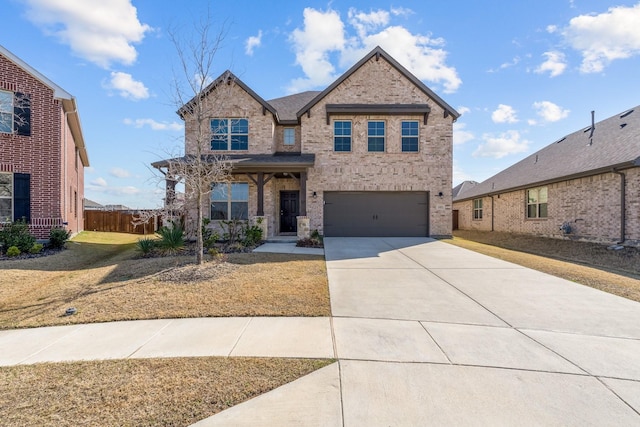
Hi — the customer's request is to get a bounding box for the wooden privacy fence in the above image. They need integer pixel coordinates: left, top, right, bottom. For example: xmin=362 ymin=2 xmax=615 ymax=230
xmin=84 ymin=210 xmax=159 ymax=235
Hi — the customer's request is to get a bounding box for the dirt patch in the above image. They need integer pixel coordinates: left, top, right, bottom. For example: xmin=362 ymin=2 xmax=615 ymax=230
xmin=446 ymin=230 xmax=640 ymax=302
xmin=0 ymin=357 xmax=333 ymax=427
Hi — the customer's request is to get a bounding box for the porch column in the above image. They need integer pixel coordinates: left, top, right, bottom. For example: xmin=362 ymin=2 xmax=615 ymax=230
xmin=166 ymin=178 xmax=177 ymax=207
xmin=300 ymin=171 xmax=307 ymax=216
xmin=256 ymin=172 xmax=264 ymax=216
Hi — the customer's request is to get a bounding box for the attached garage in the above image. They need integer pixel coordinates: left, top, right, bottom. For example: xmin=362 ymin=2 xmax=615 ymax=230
xmin=323 ymin=191 xmax=429 ymax=237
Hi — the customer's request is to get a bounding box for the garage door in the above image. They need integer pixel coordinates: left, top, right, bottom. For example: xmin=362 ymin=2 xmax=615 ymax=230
xmin=324 ymin=191 xmax=429 ymax=237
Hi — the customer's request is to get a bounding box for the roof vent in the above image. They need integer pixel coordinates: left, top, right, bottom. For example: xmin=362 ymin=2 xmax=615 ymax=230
xmin=620 ymin=123 xmax=627 ymax=129
xmin=620 ymin=109 xmax=634 ymax=118
xmin=587 ymin=110 xmax=595 ymax=146
xmin=555 ymin=137 xmax=566 ymax=144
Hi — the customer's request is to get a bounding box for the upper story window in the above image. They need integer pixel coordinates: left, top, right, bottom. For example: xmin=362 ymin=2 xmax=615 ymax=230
xmin=368 ymin=121 xmax=385 ymax=152
xmin=0 ymin=172 xmax=12 ymax=222
xmin=526 ymin=187 xmax=548 ymax=219
xmin=284 ymin=128 xmax=295 ymax=145
xmin=334 ymin=121 xmax=352 ymax=152
xmin=401 ymin=121 xmax=419 ymax=152
xmin=473 ymin=198 xmax=483 ymax=220
xmin=0 ymin=90 xmax=13 ymax=134
xmin=211 ymin=182 xmax=249 ymax=220
xmin=211 ymin=118 xmax=248 ymax=150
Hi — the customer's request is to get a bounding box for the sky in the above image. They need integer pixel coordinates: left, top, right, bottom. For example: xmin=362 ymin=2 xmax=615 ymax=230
xmin=2 ymin=0 xmax=640 ymax=208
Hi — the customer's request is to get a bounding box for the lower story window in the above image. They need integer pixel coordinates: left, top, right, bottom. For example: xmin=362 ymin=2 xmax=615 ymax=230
xmin=0 ymin=172 xmax=12 ymax=222
xmin=211 ymin=182 xmax=249 ymax=220
xmin=473 ymin=198 xmax=483 ymax=220
xmin=526 ymin=186 xmax=548 ymax=218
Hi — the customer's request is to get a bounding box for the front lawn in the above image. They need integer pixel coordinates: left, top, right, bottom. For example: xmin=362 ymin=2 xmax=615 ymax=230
xmin=0 ymin=231 xmax=330 ymax=330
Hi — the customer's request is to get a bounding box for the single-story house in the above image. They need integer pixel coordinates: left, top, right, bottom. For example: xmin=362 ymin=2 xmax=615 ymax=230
xmin=453 ymin=106 xmax=640 ymax=246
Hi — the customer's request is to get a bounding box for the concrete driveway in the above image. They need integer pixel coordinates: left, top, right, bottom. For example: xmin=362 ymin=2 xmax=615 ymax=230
xmin=198 ymin=237 xmax=640 ymax=426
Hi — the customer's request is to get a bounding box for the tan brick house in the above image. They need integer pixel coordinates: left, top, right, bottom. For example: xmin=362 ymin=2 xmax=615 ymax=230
xmin=0 ymin=45 xmax=88 ymax=238
xmin=453 ymin=106 xmax=640 ymax=246
xmin=154 ymin=46 xmax=459 ymax=238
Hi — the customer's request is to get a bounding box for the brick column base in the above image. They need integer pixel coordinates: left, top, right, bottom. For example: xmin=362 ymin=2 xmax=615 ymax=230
xmin=297 ymin=216 xmax=310 ymax=240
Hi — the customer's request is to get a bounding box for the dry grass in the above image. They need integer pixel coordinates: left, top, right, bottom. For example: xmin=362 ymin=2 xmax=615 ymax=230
xmin=0 ymin=231 xmax=330 ymax=329
xmin=0 ymin=357 xmax=333 ymax=427
xmin=445 ymin=230 xmax=640 ymax=302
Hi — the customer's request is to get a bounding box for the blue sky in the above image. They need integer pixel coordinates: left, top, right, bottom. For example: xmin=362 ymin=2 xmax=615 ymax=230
xmin=2 ymin=0 xmax=640 ymax=208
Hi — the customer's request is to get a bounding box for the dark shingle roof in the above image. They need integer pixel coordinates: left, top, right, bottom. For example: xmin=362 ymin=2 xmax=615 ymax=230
xmin=455 ymin=106 xmax=640 ymax=202
xmin=452 ymin=181 xmax=479 ymax=198
xmin=152 ymin=153 xmax=315 ymax=172
xmin=268 ymin=91 xmax=321 ymax=123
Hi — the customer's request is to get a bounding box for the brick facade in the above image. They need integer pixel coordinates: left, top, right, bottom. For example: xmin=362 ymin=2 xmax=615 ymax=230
xmin=177 ymin=47 xmax=456 ymax=238
xmin=0 ymin=49 xmax=86 ymax=239
xmin=454 ymin=168 xmax=640 ymax=246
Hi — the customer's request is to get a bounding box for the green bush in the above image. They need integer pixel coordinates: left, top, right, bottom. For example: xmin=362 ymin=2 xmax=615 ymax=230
xmin=242 ymin=224 xmax=263 ymax=247
xmin=48 ymin=227 xmax=71 ymax=249
xmin=157 ymin=222 xmax=185 ymax=255
xmin=136 ymin=238 xmax=156 ymax=255
xmin=202 ymin=218 xmax=220 ymax=248
xmin=6 ymin=246 xmax=21 ymax=257
xmin=0 ymin=220 xmax=36 ymax=253
xmin=29 ymin=243 xmax=44 ymax=254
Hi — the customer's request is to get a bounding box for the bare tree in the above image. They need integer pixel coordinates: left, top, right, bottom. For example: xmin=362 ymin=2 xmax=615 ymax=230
xmin=162 ymin=12 xmax=234 ymax=265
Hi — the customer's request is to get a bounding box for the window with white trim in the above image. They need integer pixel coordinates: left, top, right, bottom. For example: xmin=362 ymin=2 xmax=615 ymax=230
xmin=526 ymin=187 xmax=548 ymax=218
xmin=284 ymin=128 xmax=295 ymax=145
xmin=0 ymin=172 xmax=12 ymax=222
xmin=473 ymin=198 xmax=483 ymax=220
xmin=0 ymin=90 xmax=12 ymax=134
xmin=211 ymin=118 xmax=249 ymax=150
xmin=401 ymin=121 xmax=419 ymax=152
xmin=334 ymin=121 xmax=352 ymax=152
xmin=367 ymin=121 xmax=385 ymax=152
xmin=211 ymin=182 xmax=249 ymax=220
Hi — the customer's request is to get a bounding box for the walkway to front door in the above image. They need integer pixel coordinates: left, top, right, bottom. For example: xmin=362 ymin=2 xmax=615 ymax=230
xmin=280 ymin=191 xmax=299 ymax=233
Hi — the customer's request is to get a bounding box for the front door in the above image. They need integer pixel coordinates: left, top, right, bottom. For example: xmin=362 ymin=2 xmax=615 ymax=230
xmin=280 ymin=191 xmax=299 ymax=233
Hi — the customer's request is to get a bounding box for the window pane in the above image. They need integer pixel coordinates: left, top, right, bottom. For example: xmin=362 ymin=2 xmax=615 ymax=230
xmin=230 ymin=183 xmax=248 ymax=201
xmin=0 ymin=198 xmax=11 ymax=222
xmin=211 ymin=183 xmax=227 ymax=201
xmin=284 ymin=128 xmax=295 ymax=145
xmin=539 ymin=203 xmax=548 ymax=218
xmin=402 ymin=137 xmax=419 ymax=152
xmin=231 ymin=135 xmax=248 ymax=150
xmin=527 ymin=189 xmax=538 ymax=204
xmin=539 ymin=187 xmax=548 ymax=203
xmin=230 ymin=202 xmax=248 ymax=220
xmin=0 ymin=112 xmax=11 ymax=133
xmin=0 ymin=91 xmax=12 ymax=114
xmin=368 ymin=137 xmax=384 ymax=152
xmin=527 ymin=204 xmax=537 ymax=218
xmin=368 ymin=121 xmax=385 ymax=152
xmin=335 ymin=137 xmax=351 ymax=151
xmin=231 ymin=119 xmax=248 ymax=134
xmin=211 ymin=119 xmax=227 ymax=134
xmin=0 ymin=173 xmax=11 ymax=197
xmin=210 ymin=203 xmax=227 ymax=220
xmin=334 ymin=121 xmax=351 ymax=151
xmin=401 ymin=121 xmax=419 ymax=136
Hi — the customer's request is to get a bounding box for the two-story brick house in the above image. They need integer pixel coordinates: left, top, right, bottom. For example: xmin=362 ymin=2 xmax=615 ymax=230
xmin=154 ymin=46 xmax=459 ymax=238
xmin=453 ymin=107 xmax=640 ymax=246
xmin=0 ymin=45 xmax=88 ymax=239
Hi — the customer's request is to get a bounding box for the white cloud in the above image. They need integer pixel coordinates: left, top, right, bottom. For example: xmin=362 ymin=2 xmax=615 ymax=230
xmin=123 ymin=118 xmax=183 ymax=131
xmin=390 ymin=7 xmax=414 ymax=18
xmin=473 ymin=130 xmax=530 ymax=159
xmin=453 ymin=122 xmax=474 ymax=145
xmin=288 ymin=8 xmax=346 ymax=92
xmin=535 ymin=51 xmax=567 ymax=77
xmin=488 ymin=56 xmax=520 ymax=73
xmin=453 ymin=162 xmax=475 ymax=187
xmin=110 ymin=167 xmax=130 ymax=178
xmin=491 ymin=104 xmax=518 ymax=124
xmin=532 ymin=101 xmax=570 ymax=123
xmin=245 ymin=30 xmax=263 ymax=56
xmin=457 ymin=106 xmax=471 ymax=115
xmin=563 ymin=3 xmax=640 ymax=73
xmin=546 ymin=25 xmax=558 ymax=34
xmin=105 ymin=72 xmax=149 ymax=100
xmin=24 ymin=0 xmax=151 ymax=68
xmin=91 ymin=177 xmax=107 ymax=187
xmin=288 ymin=7 xmax=461 ymax=94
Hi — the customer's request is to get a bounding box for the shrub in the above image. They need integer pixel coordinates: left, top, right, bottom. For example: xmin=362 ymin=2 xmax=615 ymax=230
xmin=202 ymin=218 xmax=220 ymax=248
xmin=242 ymin=224 xmax=263 ymax=247
xmin=136 ymin=238 xmax=156 ymax=255
xmin=157 ymin=222 xmax=185 ymax=255
xmin=29 ymin=243 xmax=44 ymax=254
xmin=49 ymin=227 xmax=71 ymax=249
xmin=0 ymin=220 xmax=36 ymax=253
xmin=6 ymin=246 xmax=21 ymax=257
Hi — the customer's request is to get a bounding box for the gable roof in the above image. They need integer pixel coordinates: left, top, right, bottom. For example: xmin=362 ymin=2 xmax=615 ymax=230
xmin=452 ymin=180 xmax=479 ymax=199
xmin=1 ymin=45 xmax=89 ymax=166
xmin=296 ymin=46 xmax=460 ymax=121
xmin=178 ymin=70 xmax=277 ymax=119
xmin=455 ymin=106 xmax=640 ymax=202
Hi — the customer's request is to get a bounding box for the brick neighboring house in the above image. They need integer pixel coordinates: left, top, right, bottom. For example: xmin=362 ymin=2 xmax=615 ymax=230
xmin=453 ymin=106 xmax=640 ymax=246
xmin=154 ymin=46 xmax=459 ymax=238
xmin=0 ymin=45 xmax=88 ymax=239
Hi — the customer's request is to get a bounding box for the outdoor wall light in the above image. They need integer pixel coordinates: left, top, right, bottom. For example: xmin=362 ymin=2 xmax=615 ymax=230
xmin=312 ymin=191 xmax=317 ymax=198
xmin=438 ymin=191 xmax=444 ymax=198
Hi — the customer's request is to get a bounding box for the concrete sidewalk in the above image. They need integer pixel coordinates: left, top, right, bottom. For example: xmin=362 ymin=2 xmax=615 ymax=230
xmin=3 ymin=237 xmax=640 ymax=426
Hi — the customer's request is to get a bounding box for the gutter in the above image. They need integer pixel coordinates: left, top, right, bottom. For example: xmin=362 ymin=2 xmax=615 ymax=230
xmin=613 ymin=169 xmax=627 ymax=244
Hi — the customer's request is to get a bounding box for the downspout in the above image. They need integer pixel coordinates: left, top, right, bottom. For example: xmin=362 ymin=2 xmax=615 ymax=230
xmin=613 ymin=169 xmax=626 ymax=244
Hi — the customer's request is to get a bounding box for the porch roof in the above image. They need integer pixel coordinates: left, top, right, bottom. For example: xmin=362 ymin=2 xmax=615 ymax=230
xmin=152 ymin=153 xmax=315 ymax=173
